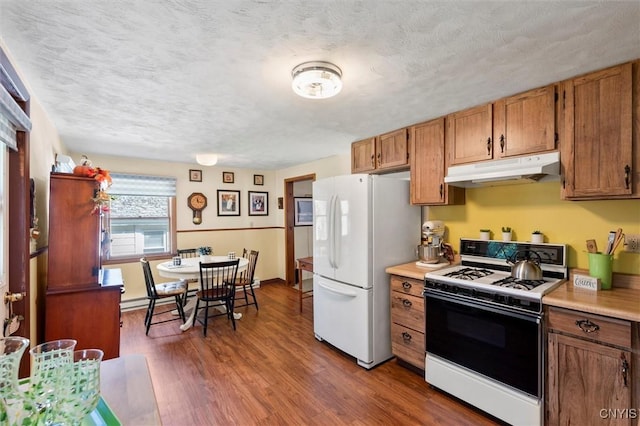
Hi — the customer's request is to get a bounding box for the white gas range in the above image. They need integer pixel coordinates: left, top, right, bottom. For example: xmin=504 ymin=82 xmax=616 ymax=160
xmin=423 ymin=239 xmax=568 ymax=426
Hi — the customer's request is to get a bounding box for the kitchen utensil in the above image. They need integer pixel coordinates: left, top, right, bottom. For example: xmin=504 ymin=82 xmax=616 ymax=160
xmin=416 ymin=245 xmax=442 ymax=264
xmin=605 ymin=231 xmax=616 ymax=255
xmin=507 ymin=250 xmax=543 ymax=280
xmin=586 ymin=239 xmax=598 ymax=253
xmin=609 ymin=228 xmax=624 ymax=254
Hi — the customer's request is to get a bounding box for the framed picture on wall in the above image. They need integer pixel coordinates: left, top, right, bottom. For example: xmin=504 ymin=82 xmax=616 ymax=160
xmin=294 ymin=197 xmax=313 ymax=226
xmin=189 ymin=169 xmax=202 ymax=182
xmin=253 ymin=174 xmax=264 ymax=185
xmin=248 ymin=191 xmax=268 ymax=216
xmin=217 ymin=190 xmax=240 ymax=216
xmin=222 ymin=171 xmax=234 ymax=184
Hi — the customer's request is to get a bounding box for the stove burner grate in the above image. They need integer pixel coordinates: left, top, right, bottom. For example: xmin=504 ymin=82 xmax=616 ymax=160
xmin=492 ymin=276 xmax=546 ymax=290
xmin=444 ymin=267 xmax=494 ymax=280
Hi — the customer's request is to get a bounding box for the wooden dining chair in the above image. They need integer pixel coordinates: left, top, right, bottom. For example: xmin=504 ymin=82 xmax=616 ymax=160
xmin=234 ymin=249 xmax=259 ymax=310
xmin=140 ymin=257 xmax=188 ymax=335
xmin=194 ymin=258 xmax=240 ymax=336
xmin=177 ymin=248 xmax=198 ymax=258
xmin=177 ymin=248 xmax=200 ymax=301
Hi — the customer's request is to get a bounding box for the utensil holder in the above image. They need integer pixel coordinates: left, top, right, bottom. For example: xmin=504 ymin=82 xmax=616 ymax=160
xmin=588 ymin=253 xmax=613 ymax=290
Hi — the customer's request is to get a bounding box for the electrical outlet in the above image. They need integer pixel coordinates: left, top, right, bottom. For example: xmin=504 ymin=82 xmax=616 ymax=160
xmin=624 ymin=234 xmax=640 ymax=253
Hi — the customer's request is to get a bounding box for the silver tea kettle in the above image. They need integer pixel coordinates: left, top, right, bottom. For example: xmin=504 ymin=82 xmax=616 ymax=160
xmin=507 ymin=250 xmax=543 ymax=280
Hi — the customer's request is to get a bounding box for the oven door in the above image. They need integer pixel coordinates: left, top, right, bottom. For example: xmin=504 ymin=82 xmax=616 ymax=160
xmin=424 ymin=289 xmax=541 ymax=397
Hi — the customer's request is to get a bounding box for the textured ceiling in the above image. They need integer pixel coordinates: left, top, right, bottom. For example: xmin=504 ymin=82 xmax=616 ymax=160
xmin=1 ymin=1 xmax=639 ymax=170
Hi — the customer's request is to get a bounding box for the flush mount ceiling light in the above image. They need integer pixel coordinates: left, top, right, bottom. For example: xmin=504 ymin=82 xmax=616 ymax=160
xmin=196 ymin=153 xmax=218 ymax=166
xmin=291 ymin=61 xmax=343 ymax=100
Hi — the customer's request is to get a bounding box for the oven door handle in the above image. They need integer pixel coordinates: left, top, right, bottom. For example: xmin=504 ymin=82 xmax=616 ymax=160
xmin=424 ymin=290 xmax=541 ymax=323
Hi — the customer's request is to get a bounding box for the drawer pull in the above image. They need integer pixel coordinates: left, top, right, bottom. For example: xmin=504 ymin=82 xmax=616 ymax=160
xmin=402 ymin=299 xmax=412 ymax=308
xmin=401 ymin=332 xmax=412 ymax=342
xmin=402 ymin=281 xmax=412 ymax=290
xmin=575 ymin=319 xmax=599 ymax=333
xmin=621 ymin=354 xmax=628 ymax=387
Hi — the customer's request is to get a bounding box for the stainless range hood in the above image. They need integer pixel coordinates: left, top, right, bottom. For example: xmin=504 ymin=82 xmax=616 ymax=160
xmin=444 ymin=151 xmax=560 ymax=188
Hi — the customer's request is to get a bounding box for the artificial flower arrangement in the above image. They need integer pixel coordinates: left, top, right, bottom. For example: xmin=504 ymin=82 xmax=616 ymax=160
xmin=198 ymin=246 xmax=213 ymax=256
xmin=72 ymin=155 xmax=113 ymax=214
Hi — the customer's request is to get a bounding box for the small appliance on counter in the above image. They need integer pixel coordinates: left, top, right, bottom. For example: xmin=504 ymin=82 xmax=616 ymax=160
xmin=416 ymin=220 xmax=454 ymax=267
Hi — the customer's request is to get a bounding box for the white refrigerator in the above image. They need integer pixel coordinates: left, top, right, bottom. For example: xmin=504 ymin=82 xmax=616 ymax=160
xmin=312 ymin=174 xmax=420 ymax=369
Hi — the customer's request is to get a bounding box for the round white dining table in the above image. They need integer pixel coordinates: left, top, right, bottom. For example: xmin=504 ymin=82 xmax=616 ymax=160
xmin=157 ymin=256 xmax=249 ymax=331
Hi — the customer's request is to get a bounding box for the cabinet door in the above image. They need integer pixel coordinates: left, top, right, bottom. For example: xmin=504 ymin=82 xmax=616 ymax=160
xmin=351 ymin=137 xmax=376 ymax=173
xmin=45 ymin=287 xmax=121 ymax=360
xmin=48 ymin=174 xmax=101 ymax=289
xmin=561 ymin=63 xmax=633 ymax=199
xmin=447 ymin=103 xmax=493 ymax=165
xmin=547 ymin=333 xmax=632 ymax=425
xmin=410 ymin=118 xmax=448 ymax=204
xmin=494 ymin=85 xmax=556 ymax=158
xmin=376 ymin=128 xmax=408 ymax=170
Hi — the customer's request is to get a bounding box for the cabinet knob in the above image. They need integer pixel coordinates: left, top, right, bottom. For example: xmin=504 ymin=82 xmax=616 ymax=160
xmin=575 ymin=319 xmax=599 ymax=333
xmin=370 ymin=154 xmax=375 ymax=167
xmin=401 ymin=331 xmax=412 ymax=342
xmin=402 ymin=299 xmax=412 ymax=308
xmin=402 ymin=281 xmax=412 ymax=290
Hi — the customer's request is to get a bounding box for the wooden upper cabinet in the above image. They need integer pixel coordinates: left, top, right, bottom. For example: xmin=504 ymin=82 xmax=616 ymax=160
xmin=351 ymin=137 xmax=376 ymax=173
xmin=493 ymin=85 xmax=556 ymax=158
xmin=446 ymin=103 xmax=493 ymax=165
xmin=376 ymin=128 xmax=409 ymax=170
xmin=351 ymin=130 xmax=409 ymax=174
xmin=560 ymin=62 xmax=635 ymax=199
xmin=410 ymin=118 xmax=464 ymax=205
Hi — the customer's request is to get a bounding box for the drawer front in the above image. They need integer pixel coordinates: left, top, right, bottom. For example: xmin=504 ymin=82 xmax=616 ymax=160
xmin=547 ymin=307 xmax=631 ymax=348
xmin=391 ymin=323 xmax=425 ymax=369
xmin=391 ymin=292 xmax=424 ymax=332
xmin=390 ymin=275 xmax=423 ymax=298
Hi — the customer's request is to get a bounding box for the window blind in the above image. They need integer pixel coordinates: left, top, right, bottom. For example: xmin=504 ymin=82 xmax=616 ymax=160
xmin=109 ymin=173 xmax=176 ymax=197
xmin=0 ymin=83 xmax=31 ymax=151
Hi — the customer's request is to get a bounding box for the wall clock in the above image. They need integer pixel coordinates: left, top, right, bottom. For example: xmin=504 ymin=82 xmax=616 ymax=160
xmin=187 ymin=192 xmax=207 ymax=224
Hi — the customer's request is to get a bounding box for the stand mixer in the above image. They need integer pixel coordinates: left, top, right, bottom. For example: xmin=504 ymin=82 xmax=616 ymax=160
xmin=417 ymin=220 xmax=454 ymax=264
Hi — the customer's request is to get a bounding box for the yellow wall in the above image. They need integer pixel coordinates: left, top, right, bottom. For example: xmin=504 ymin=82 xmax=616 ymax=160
xmin=428 ymin=181 xmax=640 ymax=274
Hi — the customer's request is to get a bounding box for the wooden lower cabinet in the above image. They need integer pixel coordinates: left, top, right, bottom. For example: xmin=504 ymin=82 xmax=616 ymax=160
xmin=45 ymin=286 xmax=122 ymax=360
xmin=390 ymin=275 xmax=425 ymax=370
xmin=546 ymin=307 xmax=635 ymax=425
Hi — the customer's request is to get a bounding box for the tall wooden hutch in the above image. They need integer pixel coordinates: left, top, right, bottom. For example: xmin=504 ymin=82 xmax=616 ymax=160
xmin=45 ymin=173 xmax=122 ymax=359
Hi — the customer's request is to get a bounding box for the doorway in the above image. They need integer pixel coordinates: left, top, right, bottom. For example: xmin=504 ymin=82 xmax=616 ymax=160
xmin=284 ymin=173 xmax=315 ymax=286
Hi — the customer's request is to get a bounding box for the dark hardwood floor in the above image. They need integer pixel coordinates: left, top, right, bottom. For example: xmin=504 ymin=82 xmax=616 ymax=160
xmin=120 ymin=282 xmax=502 ymax=425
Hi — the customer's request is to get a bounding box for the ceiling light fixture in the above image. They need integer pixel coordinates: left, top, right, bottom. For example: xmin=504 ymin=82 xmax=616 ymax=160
xmin=291 ymin=61 xmax=342 ymax=100
xmin=196 ymin=153 xmax=218 ymax=166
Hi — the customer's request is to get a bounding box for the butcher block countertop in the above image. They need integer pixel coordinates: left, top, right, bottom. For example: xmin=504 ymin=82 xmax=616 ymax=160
xmin=543 ymin=270 xmax=640 ymax=323
xmin=385 ymin=260 xmax=456 ymax=281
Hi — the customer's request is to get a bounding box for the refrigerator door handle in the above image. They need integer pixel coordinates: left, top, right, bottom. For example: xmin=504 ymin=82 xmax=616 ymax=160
xmin=318 ymin=281 xmax=358 ymax=297
xmin=333 ymin=194 xmax=341 ymax=269
xmin=328 ymin=194 xmax=336 ymax=269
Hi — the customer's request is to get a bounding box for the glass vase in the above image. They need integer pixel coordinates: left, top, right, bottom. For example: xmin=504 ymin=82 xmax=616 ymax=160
xmin=57 ymin=349 xmax=104 ymax=426
xmin=0 ymin=337 xmax=37 ymax=426
xmin=29 ymin=339 xmax=77 ymax=425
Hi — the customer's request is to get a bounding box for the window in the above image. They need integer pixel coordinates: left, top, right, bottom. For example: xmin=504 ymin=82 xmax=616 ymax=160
xmin=104 ymin=173 xmax=177 ymax=262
